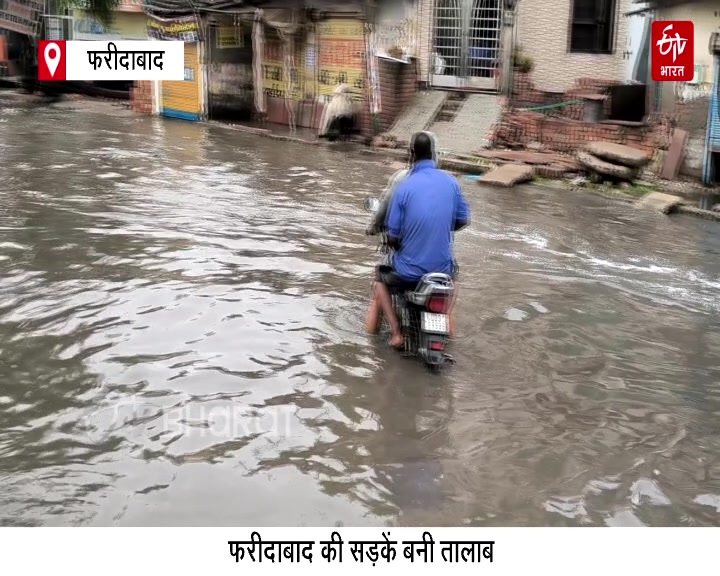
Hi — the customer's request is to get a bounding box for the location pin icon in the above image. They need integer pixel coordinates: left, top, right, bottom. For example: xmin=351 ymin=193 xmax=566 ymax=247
xmin=44 ymin=42 xmax=61 ymax=78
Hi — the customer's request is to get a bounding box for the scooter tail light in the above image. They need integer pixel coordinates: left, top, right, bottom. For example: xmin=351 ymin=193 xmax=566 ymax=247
xmin=427 ymin=295 xmax=449 ymax=314
xmin=429 ymin=342 xmax=445 ymax=351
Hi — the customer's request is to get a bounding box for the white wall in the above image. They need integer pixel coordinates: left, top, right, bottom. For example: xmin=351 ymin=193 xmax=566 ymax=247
xmin=375 ymin=0 xmax=418 ymax=60
xmin=658 ymin=0 xmax=719 ymax=87
xmin=516 ymin=0 xmax=633 ymax=92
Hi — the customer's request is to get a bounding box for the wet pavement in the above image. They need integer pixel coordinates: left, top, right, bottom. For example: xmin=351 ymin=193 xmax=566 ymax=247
xmin=2 ymin=96 xmax=720 ymax=526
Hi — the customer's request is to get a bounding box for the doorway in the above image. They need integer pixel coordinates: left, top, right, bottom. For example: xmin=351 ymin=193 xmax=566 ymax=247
xmin=431 ymin=0 xmax=503 ymax=91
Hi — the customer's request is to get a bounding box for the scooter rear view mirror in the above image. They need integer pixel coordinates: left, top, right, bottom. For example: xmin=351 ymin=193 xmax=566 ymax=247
xmin=364 ymin=197 xmax=379 ymax=212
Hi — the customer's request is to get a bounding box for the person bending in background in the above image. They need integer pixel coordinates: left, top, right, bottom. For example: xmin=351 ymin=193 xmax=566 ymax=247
xmin=366 ymin=131 xmax=470 ymax=348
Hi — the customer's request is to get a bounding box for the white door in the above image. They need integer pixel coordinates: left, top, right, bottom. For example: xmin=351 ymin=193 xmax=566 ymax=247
xmin=624 ymin=5 xmax=649 ymax=83
xmin=432 ymin=0 xmax=502 ymax=91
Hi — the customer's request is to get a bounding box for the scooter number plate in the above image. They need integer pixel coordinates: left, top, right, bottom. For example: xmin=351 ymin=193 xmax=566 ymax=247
xmin=421 ymin=312 xmax=449 ymax=334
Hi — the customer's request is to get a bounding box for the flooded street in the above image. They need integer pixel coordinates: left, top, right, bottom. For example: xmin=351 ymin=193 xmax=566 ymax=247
xmin=2 ymin=97 xmax=720 ymax=527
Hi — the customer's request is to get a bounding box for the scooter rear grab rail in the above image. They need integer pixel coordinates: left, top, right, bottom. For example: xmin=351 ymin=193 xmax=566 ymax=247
xmin=406 ymin=272 xmax=454 ymax=307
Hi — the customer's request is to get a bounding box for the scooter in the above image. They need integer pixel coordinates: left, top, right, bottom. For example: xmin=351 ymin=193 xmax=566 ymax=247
xmin=364 ymin=197 xmax=455 ymax=371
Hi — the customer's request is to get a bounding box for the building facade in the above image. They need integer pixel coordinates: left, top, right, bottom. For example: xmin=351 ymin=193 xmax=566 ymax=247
xmin=648 ymin=0 xmax=716 ymax=110
xmin=515 ymin=0 xmax=633 ymax=92
xmin=133 ymin=0 xmax=420 ymax=137
xmin=634 ymin=0 xmax=718 ymax=180
xmin=38 ymin=0 xmax=148 ymax=42
xmin=204 ymin=16 xmax=253 ymax=122
xmin=147 ymin=14 xmax=204 ymax=122
xmin=72 ymin=0 xmax=148 ymax=42
xmin=646 ymin=0 xmax=719 ymax=185
xmin=414 ymin=0 xmax=638 ymax=95
xmin=416 ymin=0 xmax=506 ymax=91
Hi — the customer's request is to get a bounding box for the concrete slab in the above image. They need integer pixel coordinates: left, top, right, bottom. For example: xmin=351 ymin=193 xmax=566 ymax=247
xmin=479 ymin=164 xmax=534 ymax=187
xmin=577 ymin=151 xmax=637 ymax=180
xmin=636 ymin=192 xmax=683 ymax=214
xmin=478 ymin=149 xmax=580 ymax=170
xmin=386 ymin=90 xmax=448 ymax=146
xmin=585 ymin=141 xmax=651 ymax=168
xmin=661 ymin=128 xmax=689 ymax=180
xmin=429 ymin=93 xmax=501 ymax=155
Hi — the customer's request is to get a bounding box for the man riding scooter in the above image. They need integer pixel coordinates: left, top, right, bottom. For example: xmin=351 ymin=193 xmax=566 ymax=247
xmin=365 ymin=131 xmax=471 ymax=349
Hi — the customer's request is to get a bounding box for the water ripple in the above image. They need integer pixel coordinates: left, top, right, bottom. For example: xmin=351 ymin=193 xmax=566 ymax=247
xmin=0 ymin=102 xmax=719 ymax=526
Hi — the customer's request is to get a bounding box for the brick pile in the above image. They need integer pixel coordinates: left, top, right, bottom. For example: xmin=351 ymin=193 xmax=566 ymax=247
xmin=512 ymin=72 xmax=541 ymax=106
xmin=512 ymin=73 xmax=620 ymax=121
xmin=131 ymin=81 xmax=153 ymax=114
xmin=489 ymin=108 xmax=672 ymax=155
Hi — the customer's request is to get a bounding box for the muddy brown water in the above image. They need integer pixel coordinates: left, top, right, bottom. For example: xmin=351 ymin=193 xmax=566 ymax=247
xmin=1 ymin=97 xmax=720 ymax=526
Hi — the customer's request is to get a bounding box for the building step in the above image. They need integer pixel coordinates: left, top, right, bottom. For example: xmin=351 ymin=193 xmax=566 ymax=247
xmin=428 ymin=93 xmax=502 ymax=155
xmin=386 ymin=90 xmax=449 ymax=144
xmin=435 ymin=93 xmax=467 ymax=122
xmin=447 ymin=92 xmax=467 ymax=102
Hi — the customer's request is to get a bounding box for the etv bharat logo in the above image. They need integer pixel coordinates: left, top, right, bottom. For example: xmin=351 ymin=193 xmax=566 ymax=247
xmin=652 ymin=20 xmax=694 ymax=82
xmin=656 ymin=23 xmax=688 ymax=63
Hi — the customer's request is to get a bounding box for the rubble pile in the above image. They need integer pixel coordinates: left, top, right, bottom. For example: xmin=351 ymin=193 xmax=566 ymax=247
xmin=474 ymin=148 xmax=581 ymax=178
xmin=576 ymin=141 xmax=652 ymax=184
xmin=489 ymin=108 xmax=671 ymax=154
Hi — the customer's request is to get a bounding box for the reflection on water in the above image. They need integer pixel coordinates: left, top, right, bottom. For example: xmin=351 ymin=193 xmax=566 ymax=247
xmin=1 ymin=98 xmax=720 ymax=526
xmin=698 ymin=194 xmax=720 ymax=211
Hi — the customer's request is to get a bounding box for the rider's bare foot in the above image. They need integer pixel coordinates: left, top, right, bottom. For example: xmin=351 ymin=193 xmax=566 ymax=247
xmin=388 ymin=333 xmax=404 ymax=349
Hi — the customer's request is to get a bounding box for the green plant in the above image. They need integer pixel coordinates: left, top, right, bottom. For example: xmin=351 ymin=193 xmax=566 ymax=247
xmin=582 ymin=181 xmax=655 ymax=198
xmin=58 ymin=0 xmax=118 ymax=26
xmin=625 ymin=184 xmax=655 ymax=197
xmin=513 ymin=49 xmax=534 ymax=73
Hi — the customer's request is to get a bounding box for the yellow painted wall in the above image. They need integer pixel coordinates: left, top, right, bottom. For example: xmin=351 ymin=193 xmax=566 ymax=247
xmin=263 ymin=32 xmax=306 ymax=100
xmin=161 ymin=43 xmax=201 ymax=118
xmin=316 ymin=19 xmax=366 ymax=101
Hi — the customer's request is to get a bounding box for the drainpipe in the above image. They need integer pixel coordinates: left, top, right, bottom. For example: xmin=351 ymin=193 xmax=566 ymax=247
xmin=502 ymin=0 xmax=517 ymax=98
xmin=644 ymin=8 xmax=659 ymax=113
xmin=703 ymin=32 xmax=720 ymax=185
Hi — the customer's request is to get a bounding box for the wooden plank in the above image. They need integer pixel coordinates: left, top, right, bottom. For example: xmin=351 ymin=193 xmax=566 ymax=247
xmin=661 ymin=128 xmax=688 ymax=180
